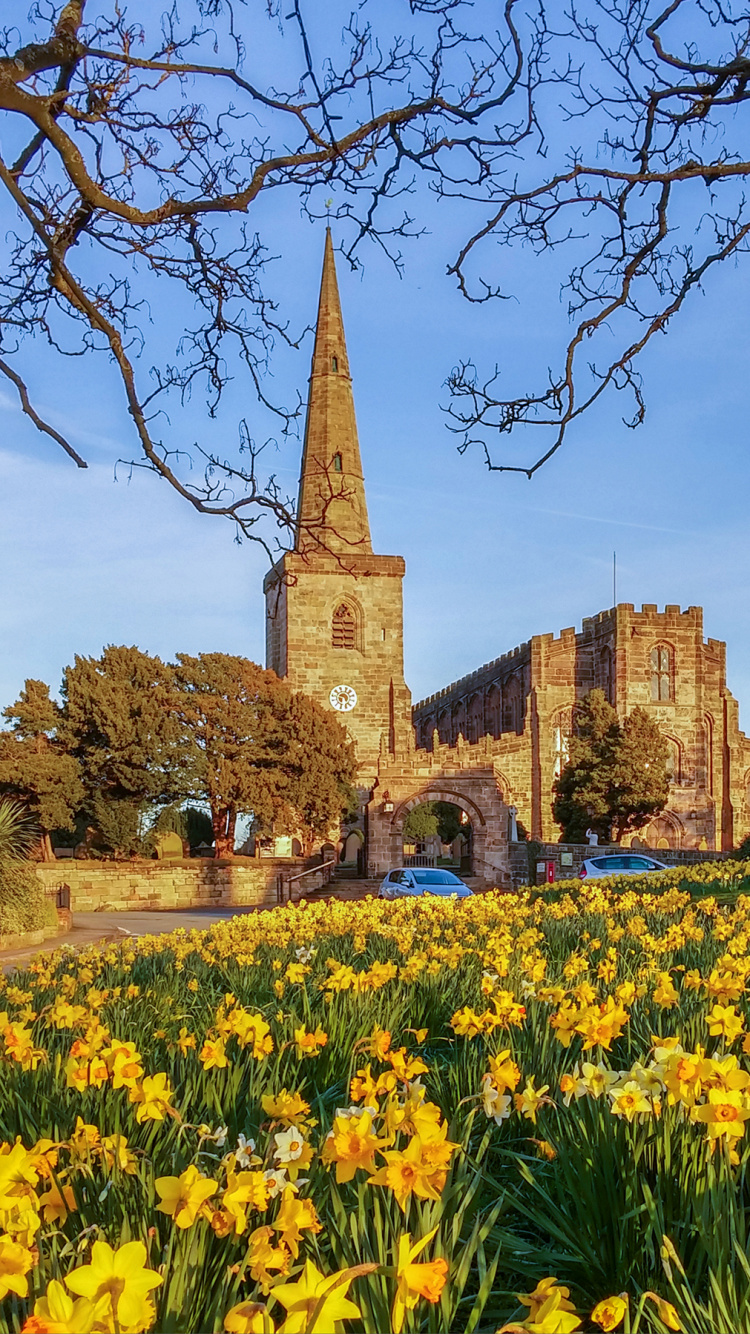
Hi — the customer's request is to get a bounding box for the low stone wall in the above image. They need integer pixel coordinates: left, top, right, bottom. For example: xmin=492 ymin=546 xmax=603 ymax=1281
xmin=34 ymin=858 xmax=328 ymax=914
xmin=0 ymin=924 xmax=61 ymax=953
xmin=508 ymin=842 xmax=732 ymax=889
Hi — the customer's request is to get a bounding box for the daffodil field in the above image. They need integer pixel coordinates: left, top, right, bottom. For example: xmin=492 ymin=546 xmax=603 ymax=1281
xmin=2 ymin=862 xmax=750 ymax=1334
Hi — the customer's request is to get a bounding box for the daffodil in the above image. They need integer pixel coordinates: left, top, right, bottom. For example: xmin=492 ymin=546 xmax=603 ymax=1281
xmin=20 ymin=1278 xmax=108 ymax=1334
xmin=65 ymin=1239 xmax=163 ymax=1331
xmin=223 ymin=1300 xmax=275 ymax=1333
xmin=0 ymin=1236 xmax=33 ymax=1301
xmin=391 ymin=1227 xmax=448 ymax=1334
xmin=155 ymin=1165 xmax=218 ymax=1228
xmin=272 ymin=1259 xmax=362 ymax=1334
xmin=591 ymin=1294 xmax=627 ymax=1331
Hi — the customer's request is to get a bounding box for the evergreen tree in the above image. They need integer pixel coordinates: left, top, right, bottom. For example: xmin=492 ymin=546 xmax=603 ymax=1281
xmin=173 ymin=653 xmax=294 ymax=859
xmin=173 ymin=654 xmax=356 ymax=858
xmin=0 ymin=680 xmax=84 ymax=860
xmin=402 ymin=803 xmax=440 ymax=842
xmin=609 ymin=707 xmax=670 ymax=842
xmin=280 ymin=693 xmax=357 ymax=856
xmin=59 ymin=647 xmax=192 ymax=857
xmin=552 ymin=689 xmax=669 ymax=843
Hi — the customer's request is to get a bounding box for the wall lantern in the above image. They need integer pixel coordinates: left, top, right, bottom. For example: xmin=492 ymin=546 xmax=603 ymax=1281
xmin=382 ymin=790 xmax=394 ymax=813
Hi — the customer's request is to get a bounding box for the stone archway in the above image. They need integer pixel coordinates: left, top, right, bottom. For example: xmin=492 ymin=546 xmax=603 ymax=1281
xmin=367 ymin=766 xmax=510 ymax=887
xmin=393 ymin=787 xmax=483 ymax=874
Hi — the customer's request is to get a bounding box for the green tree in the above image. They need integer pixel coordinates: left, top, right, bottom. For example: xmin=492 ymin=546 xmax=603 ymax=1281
xmin=59 ymin=647 xmax=192 ymax=857
xmin=609 ymin=708 xmax=671 ymax=843
xmin=402 ymin=803 xmax=439 ymax=843
xmin=0 ymin=680 xmax=84 ymax=860
xmin=552 ymin=690 xmax=669 ymax=844
xmin=173 ymin=654 xmax=294 ymax=859
xmin=279 ymin=693 xmax=357 ymax=857
xmin=435 ymin=802 xmax=465 ymax=846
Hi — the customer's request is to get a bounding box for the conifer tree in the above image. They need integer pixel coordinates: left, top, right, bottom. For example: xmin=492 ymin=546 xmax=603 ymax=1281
xmin=173 ymin=654 xmax=356 ymax=859
xmin=609 ymin=707 xmax=670 ymax=843
xmin=281 ymin=693 xmax=357 ymax=857
xmin=552 ymin=689 xmax=670 ymax=844
xmin=59 ymin=647 xmax=190 ymax=856
xmin=0 ymin=680 xmax=84 ymax=861
xmin=173 ymin=654 xmax=291 ymax=859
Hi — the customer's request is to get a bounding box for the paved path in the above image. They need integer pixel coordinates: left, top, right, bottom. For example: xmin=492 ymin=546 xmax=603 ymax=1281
xmin=0 ymin=887 xmax=376 ymax=972
xmin=0 ymin=906 xmax=262 ymax=972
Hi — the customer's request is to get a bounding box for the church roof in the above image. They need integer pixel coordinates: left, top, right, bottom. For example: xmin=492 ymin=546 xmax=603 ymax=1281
xmin=295 ymin=229 xmax=372 ymax=554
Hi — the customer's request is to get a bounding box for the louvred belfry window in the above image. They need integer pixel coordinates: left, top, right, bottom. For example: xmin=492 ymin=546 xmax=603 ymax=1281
xmin=332 ymin=603 xmax=356 ymax=649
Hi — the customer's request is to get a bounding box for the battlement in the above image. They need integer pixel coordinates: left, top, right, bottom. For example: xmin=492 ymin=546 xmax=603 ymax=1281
xmin=413 ymin=603 xmax=713 ymax=714
xmin=412 ymin=639 xmax=530 ymax=711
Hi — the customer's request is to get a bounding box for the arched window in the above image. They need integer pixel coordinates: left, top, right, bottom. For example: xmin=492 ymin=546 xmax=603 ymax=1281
xmin=331 ymin=356 xmax=338 ymax=372
xmin=650 ymin=645 xmax=673 ymax=701
xmin=704 ymin=715 xmax=714 ymax=794
xmin=332 ymin=452 xmax=342 ymax=472
xmin=552 ymin=709 xmax=572 ymax=779
xmin=332 ymin=602 xmax=356 ymax=649
xmin=600 ymin=645 xmax=613 ymax=704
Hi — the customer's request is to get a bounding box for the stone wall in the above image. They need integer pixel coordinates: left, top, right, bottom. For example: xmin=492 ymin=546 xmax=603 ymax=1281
xmin=507 ymin=841 xmax=733 ymax=889
xmin=34 ymin=859 xmax=330 ymax=914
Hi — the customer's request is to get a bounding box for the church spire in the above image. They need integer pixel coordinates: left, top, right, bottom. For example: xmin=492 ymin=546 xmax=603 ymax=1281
xmin=295 ymin=229 xmax=372 ymax=554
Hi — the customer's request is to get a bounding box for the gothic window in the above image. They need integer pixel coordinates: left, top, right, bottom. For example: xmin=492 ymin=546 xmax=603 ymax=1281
xmin=332 ymin=602 xmax=356 ymax=649
xmin=650 ymin=645 xmax=673 ymax=701
xmin=600 ymin=645 xmax=613 ymax=704
xmin=333 ymin=452 xmax=342 ymax=472
xmin=332 ymin=356 xmax=338 ymax=372
xmin=704 ymin=715 xmax=713 ymax=794
xmin=552 ymin=709 xmax=572 ymax=779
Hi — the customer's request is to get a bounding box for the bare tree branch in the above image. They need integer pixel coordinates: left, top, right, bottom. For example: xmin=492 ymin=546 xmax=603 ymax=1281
xmin=0 ymin=355 xmax=87 ymax=468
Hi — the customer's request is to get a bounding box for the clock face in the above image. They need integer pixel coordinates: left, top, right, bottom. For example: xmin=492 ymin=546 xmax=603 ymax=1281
xmin=329 ymin=683 xmax=357 ymax=713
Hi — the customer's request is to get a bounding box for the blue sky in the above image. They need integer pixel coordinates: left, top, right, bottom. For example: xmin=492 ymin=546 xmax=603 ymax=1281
xmin=1 ymin=4 xmax=749 ymax=734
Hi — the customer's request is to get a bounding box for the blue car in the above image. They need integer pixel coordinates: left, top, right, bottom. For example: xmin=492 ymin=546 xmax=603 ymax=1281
xmin=378 ymin=867 xmax=472 ymax=899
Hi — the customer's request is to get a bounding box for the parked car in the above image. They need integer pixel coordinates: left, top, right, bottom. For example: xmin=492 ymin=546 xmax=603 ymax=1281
xmin=579 ymin=853 xmax=668 ymax=879
xmin=379 ymin=867 xmax=472 ymax=899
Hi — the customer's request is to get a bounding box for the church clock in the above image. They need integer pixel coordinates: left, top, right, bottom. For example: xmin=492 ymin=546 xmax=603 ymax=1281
xmin=329 ymin=684 xmax=357 ymax=712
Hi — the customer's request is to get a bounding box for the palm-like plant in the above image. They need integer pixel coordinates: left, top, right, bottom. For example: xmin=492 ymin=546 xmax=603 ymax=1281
xmin=0 ymin=797 xmax=38 ymax=860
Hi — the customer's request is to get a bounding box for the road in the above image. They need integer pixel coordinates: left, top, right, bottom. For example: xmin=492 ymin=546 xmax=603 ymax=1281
xmin=0 ymin=906 xmax=263 ymax=972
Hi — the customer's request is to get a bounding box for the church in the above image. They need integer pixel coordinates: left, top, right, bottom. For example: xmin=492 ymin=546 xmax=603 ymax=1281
xmin=263 ymin=232 xmax=750 ymax=883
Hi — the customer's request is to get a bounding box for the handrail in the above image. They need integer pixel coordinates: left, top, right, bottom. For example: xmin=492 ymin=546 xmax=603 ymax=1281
xmin=277 ymin=858 xmax=336 ymax=904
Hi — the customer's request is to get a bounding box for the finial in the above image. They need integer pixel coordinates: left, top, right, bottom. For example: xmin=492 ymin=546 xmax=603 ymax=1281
xmin=325 ymin=197 xmax=333 ymax=225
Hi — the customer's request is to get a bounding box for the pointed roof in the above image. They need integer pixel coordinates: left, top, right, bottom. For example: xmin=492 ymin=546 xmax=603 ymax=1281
xmin=295 ymin=229 xmax=372 ymax=554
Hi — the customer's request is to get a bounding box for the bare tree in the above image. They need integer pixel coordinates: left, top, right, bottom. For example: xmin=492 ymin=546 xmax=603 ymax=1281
xmin=0 ymin=0 xmax=550 ymax=550
xmin=445 ymin=0 xmax=750 ymax=477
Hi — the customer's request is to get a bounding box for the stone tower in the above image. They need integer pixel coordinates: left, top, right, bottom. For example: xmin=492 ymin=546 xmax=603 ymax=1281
xmin=264 ymin=230 xmax=412 ymax=784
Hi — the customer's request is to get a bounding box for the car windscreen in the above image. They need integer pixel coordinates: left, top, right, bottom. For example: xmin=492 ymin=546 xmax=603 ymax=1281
xmin=411 ymin=869 xmax=462 ymax=885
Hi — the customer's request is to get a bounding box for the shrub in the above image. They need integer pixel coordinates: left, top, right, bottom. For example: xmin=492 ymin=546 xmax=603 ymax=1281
xmin=0 ymin=857 xmax=56 ymax=936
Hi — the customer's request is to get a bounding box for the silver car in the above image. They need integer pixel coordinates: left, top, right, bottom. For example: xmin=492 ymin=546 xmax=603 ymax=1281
xmin=579 ymin=853 xmax=668 ymax=880
xmin=379 ymin=867 xmax=472 ymax=899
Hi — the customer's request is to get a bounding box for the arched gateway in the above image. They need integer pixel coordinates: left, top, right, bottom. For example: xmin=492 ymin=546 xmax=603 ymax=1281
xmin=367 ymin=761 xmax=510 ymax=888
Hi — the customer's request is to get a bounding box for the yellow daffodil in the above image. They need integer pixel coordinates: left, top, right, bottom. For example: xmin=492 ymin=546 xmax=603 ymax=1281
xmin=65 ymin=1239 xmax=162 ymax=1331
xmin=223 ymin=1300 xmax=275 ymax=1333
xmin=591 ymin=1294 xmax=627 ymax=1331
xmin=391 ymin=1227 xmax=448 ymax=1334
xmin=272 ymin=1259 xmax=362 ymax=1334
xmin=155 ymin=1165 xmax=218 ymax=1228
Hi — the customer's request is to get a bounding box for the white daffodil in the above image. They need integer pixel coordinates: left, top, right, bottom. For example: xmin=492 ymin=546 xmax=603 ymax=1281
xmin=235 ymin=1133 xmax=256 ymax=1168
xmin=273 ymin=1126 xmax=306 ymax=1162
xmin=481 ymin=1075 xmax=512 ymax=1124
